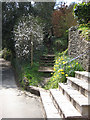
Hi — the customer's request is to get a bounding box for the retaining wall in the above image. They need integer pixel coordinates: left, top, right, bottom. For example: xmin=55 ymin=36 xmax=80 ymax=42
xmin=68 ymin=26 xmax=90 ymax=71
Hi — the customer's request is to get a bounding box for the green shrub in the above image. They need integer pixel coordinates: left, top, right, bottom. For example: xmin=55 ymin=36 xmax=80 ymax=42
xmin=54 ymin=36 xmax=68 ymax=53
xmin=45 ymin=50 xmax=84 ymax=89
xmin=73 ymin=2 xmax=90 ymax=24
xmin=20 ymin=62 xmax=44 ymax=87
xmin=55 ymin=48 xmax=68 ymax=57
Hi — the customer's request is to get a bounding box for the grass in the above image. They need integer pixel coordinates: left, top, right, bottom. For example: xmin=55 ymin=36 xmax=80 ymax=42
xmin=13 ymin=48 xmax=84 ymax=90
xmin=78 ymin=24 xmax=90 ymax=41
xmin=18 ymin=49 xmax=84 ymax=90
xmin=21 ymin=62 xmax=45 ymax=87
xmin=12 ymin=58 xmax=45 ymax=88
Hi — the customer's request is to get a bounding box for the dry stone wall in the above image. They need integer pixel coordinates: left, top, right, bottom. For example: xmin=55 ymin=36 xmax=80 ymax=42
xmin=68 ymin=26 xmax=90 ymax=71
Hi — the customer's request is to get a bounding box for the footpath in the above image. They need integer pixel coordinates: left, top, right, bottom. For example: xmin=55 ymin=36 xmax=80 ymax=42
xmin=0 ymin=58 xmax=44 ymax=119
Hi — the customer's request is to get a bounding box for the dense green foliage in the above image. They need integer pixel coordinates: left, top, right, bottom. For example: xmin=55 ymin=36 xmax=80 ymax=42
xmin=2 ymin=2 xmax=33 ymax=54
xmin=2 ymin=2 xmax=86 ymax=90
xmin=45 ymin=49 xmax=84 ymax=89
xmin=73 ymin=2 xmax=90 ymax=41
xmin=33 ymin=2 xmax=55 ymax=54
xmin=2 ymin=2 xmax=55 ymax=55
xmin=53 ymin=34 xmax=68 ymax=52
xmin=73 ymin=2 xmax=90 ymax=24
xmin=13 ymin=60 xmax=44 ymax=88
xmin=22 ymin=63 xmax=44 ymax=86
xmin=2 ymin=2 xmax=56 ymax=89
xmin=52 ymin=3 xmax=77 ymax=52
xmin=34 ymin=2 xmax=55 ymax=32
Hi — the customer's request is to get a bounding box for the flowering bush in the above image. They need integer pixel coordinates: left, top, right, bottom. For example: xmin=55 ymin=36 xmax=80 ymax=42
xmin=13 ymin=14 xmax=44 ymax=60
xmin=45 ymin=49 xmax=84 ymax=89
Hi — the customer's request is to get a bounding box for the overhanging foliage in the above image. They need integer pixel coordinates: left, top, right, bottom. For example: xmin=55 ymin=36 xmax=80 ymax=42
xmin=73 ymin=2 xmax=90 ymax=24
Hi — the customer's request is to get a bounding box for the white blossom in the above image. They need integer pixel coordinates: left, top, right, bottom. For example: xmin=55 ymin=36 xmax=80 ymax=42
xmin=13 ymin=14 xmax=44 ymax=60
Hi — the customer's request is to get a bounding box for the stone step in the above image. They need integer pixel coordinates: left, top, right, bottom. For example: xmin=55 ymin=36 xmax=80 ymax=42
xmin=40 ymin=64 xmax=54 ymax=67
xmin=39 ymin=77 xmax=51 ymax=87
xmin=67 ymin=77 xmax=90 ymax=97
xmin=40 ymin=58 xmax=55 ymax=61
xmin=75 ymin=71 xmax=90 ymax=83
xmin=40 ymin=91 xmax=61 ymax=118
xmin=40 ymin=62 xmax=54 ymax=66
xmin=40 ymin=55 xmax=55 ymax=60
xmin=38 ymin=67 xmax=54 ymax=73
xmin=40 ymin=62 xmax=54 ymax=65
xmin=50 ymin=89 xmax=82 ymax=119
xmin=40 ymin=61 xmax=54 ymax=63
xmin=39 ymin=61 xmax=54 ymax=65
xmin=41 ymin=54 xmax=55 ymax=57
xmin=59 ymin=83 xmax=90 ymax=116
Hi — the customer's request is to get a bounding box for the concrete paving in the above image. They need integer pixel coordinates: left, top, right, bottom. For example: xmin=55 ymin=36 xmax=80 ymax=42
xmin=0 ymin=58 xmax=44 ymax=119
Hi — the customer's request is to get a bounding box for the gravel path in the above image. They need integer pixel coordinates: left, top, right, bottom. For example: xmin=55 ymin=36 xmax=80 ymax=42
xmin=0 ymin=58 xmax=44 ymax=119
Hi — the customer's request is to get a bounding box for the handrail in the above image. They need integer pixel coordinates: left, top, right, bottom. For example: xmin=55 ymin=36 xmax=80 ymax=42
xmin=64 ymin=49 xmax=90 ymax=66
xmin=51 ymin=49 xmax=90 ymax=88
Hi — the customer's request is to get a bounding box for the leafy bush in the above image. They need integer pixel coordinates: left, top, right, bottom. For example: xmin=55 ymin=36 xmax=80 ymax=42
xmin=54 ymin=36 xmax=68 ymax=52
xmin=55 ymin=48 xmax=68 ymax=57
xmin=73 ymin=2 xmax=90 ymax=24
xmin=45 ymin=50 xmax=84 ymax=89
xmin=20 ymin=62 xmax=44 ymax=87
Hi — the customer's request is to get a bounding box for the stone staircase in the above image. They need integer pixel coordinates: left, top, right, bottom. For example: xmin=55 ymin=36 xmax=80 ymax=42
xmin=40 ymin=71 xmax=90 ymax=119
xmin=38 ymin=54 xmax=55 ymax=73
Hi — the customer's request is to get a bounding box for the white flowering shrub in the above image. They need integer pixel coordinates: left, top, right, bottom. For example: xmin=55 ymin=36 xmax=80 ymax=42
xmin=13 ymin=14 xmax=44 ymax=60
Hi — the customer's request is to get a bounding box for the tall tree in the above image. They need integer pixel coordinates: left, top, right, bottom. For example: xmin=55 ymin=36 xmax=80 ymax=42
xmin=52 ymin=3 xmax=77 ymax=37
xmin=33 ymin=2 xmax=55 ymax=32
xmin=2 ymin=2 xmax=32 ymax=53
xmin=51 ymin=3 xmax=77 ymax=52
xmin=32 ymin=2 xmax=56 ymax=53
xmin=14 ymin=14 xmax=44 ymax=63
xmin=2 ymin=2 xmax=56 ymax=56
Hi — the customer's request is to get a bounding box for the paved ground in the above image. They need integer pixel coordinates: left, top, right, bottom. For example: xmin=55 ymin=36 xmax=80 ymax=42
xmin=0 ymin=58 xmax=44 ymax=119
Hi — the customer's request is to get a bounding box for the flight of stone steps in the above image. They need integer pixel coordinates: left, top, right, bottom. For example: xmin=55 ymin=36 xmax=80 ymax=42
xmin=40 ymin=71 xmax=90 ymax=119
xmin=38 ymin=54 xmax=55 ymax=73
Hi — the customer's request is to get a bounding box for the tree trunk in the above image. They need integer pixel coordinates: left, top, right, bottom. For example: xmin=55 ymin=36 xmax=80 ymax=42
xmin=31 ymin=33 xmax=33 ymax=67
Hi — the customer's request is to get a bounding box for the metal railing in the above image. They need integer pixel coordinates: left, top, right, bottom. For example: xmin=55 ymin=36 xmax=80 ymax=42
xmin=51 ymin=49 xmax=90 ymax=88
xmin=64 ymin=50 xmax=90 ymax=66
xmin=63 ymin=49 xmax=90 ymax=82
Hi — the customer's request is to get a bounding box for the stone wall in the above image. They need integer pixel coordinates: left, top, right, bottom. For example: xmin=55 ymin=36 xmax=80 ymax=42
xmin=68 ymin=26 xmax=90 ymax=71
